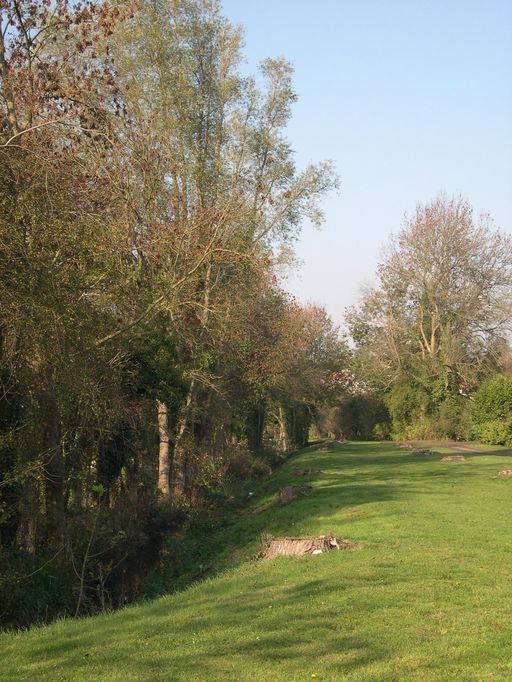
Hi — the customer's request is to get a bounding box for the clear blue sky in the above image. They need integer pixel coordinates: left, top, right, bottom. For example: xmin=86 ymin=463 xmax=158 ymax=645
xmin=222 ymin=0 xmax=512 ymax=324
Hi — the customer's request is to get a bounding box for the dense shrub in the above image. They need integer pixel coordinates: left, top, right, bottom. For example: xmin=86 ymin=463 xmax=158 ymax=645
xmin=372 ymin=422 xmax=391 ymax=440
xmin=472 ymin=375 xmax=512 ymax=423
xmin=437 ymin=397 xmax=472 ymax=441
xmin=386 ymin=380 xmax=429 ymax=438
xmin=401 ymin=415 xmax=438 ymax=441
xmin=471 ymin=375 xmax=512 ymax=446
xmin=226 ymin=447 xmax=272 ymax=480
xmin=0 ymin=552 xmax=76 ymax=630
xmin=473 ymin=419 xmax=512 ymax=447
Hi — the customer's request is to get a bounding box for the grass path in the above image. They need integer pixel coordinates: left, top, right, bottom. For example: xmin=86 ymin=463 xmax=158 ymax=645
xmin=2 ymin=442 xmax=512 ymax=681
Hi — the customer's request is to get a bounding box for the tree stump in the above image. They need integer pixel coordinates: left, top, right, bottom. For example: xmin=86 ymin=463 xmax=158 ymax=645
xmin=279 ymin=485 xmax=312 ymax=504
xmin=279 ymin=486 xmax=296 ymax=504
xmin=261 ymin=535 xmax=354 ymax=560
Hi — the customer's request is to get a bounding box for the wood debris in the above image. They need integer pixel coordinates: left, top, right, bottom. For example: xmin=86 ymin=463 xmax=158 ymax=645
xmin=495 ymin=469 xmax=512 ymax=478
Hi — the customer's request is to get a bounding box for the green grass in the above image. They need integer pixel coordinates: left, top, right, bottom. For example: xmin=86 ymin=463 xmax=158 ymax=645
xmin=2 ymin=441 xmax=512 ymax=681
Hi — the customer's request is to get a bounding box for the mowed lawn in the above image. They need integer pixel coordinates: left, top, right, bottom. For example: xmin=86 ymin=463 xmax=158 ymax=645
xmin=2 ymin=442 xmax=512 ymax=681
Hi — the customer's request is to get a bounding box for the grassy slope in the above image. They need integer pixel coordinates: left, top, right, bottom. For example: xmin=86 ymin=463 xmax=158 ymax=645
xmin=2 ymin=442 xmax=512 ymax=681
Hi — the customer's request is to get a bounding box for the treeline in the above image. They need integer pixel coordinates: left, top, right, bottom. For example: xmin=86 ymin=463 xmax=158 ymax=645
xmin=340 ymin=195 xmax=512 ymax=443
xmin=0 ymin=0 xmax=344 ymax=628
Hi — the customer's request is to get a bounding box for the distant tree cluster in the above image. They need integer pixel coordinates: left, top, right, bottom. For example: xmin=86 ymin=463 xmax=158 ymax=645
xmin=0 ymin=0 xmax=343 ymax=628
xmin=344 ymin=195 xmax=512 ymax=442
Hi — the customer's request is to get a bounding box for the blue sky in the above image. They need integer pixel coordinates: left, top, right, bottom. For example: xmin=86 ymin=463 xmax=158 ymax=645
xmin=222 ymin=0 xmax=512 ymax=325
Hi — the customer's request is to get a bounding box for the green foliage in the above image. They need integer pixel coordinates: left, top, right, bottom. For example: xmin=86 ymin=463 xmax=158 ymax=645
xmin=385 ymin=379 xmax=428 ymax=438
xmin=380 ymin=375 xmax=472 ymax=441
xmin=437 ymin=396 xmax=472 ymax=440
xmin=342 ymin=395 xmax=390 ymax=440
xmin=372 ymin=421 xmax=391 ymax=440
xmin=198 ymin=351 xmax=216 ymax=371
xmin=471 ymin=375 xmax=512 ymax=446
xmin=0 ymin=552 xmax=76 ymax=631
xmin=472 ymin=374 xmax=512 ymax=424
xmin=128 ymin=325 xmax=186 ymax=405
xmin=401 ymin=415 xmax=438 ymax=440
xmin=473 ymin=419 xmax=512 ymax=447
xmin=317 ymin=394 xmax=391 ymax=441
xmin=347 ymin=195 xmax=512 ymax=444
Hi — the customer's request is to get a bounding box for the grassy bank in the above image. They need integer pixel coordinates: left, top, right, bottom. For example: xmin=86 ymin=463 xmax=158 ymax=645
xmin=2 ymin=441 xmax=512 ymax=681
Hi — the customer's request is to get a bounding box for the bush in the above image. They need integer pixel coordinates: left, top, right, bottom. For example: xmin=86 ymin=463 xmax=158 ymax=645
xmin=438 ymin=397 xmax=472 ymax=441
xmin=402 ymin=416 xmax=438 ymax=441
xmin=386 ymin=380 xmax=428 ymax=438
xmin=372 ymin=422 xmax=391 ymax=440
xmin=226 ymin=448 xmax=272 ymax=480
xmin=0 ymin=552 xmax=76 ymax=630
xmin=472 ymin=374 xmax=512 ymax=424
xmin=473 ymin=419 xmax=512 ymax=447
xmin=472 ymin=375 xmax=512 ymax=445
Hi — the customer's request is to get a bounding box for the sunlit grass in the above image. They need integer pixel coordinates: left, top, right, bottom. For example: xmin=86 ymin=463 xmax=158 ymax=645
xmin=2 ymin=441 xmax=512 ymax=681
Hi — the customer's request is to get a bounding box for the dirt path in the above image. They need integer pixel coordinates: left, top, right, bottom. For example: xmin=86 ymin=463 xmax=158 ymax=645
xmin=424 ymin=441 xmax=512 ymax=456
xmin=450 ymin=445 xmax=512 ymax=455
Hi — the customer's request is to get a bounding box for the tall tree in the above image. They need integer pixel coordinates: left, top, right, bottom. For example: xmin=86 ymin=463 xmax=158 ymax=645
xmin=115 ymin=0 xmax=337 ymax=499
xmin=347 ymin=195 xmax=512 ymax=438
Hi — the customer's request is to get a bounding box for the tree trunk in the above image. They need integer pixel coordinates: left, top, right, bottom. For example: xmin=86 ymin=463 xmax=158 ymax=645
xmin=246 ymin=403 xmax=265 ymax=454
xmin=171 ymin=378 xmax=196 ymax=500
xmin=157 ymin=400 xmax=171 ymax=497
xmin=16 ymin=488 xmax=37 ymax=555
xmin=278 ymin=404 xmax=289 ymax=452
xmin=41 ymin=367 xmax=66 ymax=544
xmin=171 ymin=259 xmax=212 ymax=500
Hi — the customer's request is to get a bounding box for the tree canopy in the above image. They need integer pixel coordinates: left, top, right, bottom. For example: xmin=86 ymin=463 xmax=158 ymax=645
xmin=346 ymin=195 xmax=512 ymax=440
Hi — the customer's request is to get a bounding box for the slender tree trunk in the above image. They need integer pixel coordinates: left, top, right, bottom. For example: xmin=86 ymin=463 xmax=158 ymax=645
xmin=171 ymin=259 xmax=213 ymax=500
xmin=171 ymin=378 xmax=196 ymax=500
xmin=256 ymin=404 xmax=265 ymax=452
xmin=41 ymin=367 xmax=66 ymax=544
xmin=16 ymin=485 xmax=37 ymax=555
xmin=278 ymin=404 xmax=288 ymax=452
xmin=157 ymin=400 xmax=171 ymax=497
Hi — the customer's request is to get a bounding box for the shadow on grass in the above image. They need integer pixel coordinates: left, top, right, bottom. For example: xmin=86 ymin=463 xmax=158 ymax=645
xmin=20 ymin=564 xmax=390 ymax=680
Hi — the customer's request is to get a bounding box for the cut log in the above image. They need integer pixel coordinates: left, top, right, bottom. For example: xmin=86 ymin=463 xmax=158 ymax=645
xmin=261 ymin=534 xmax=355 ymax=560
